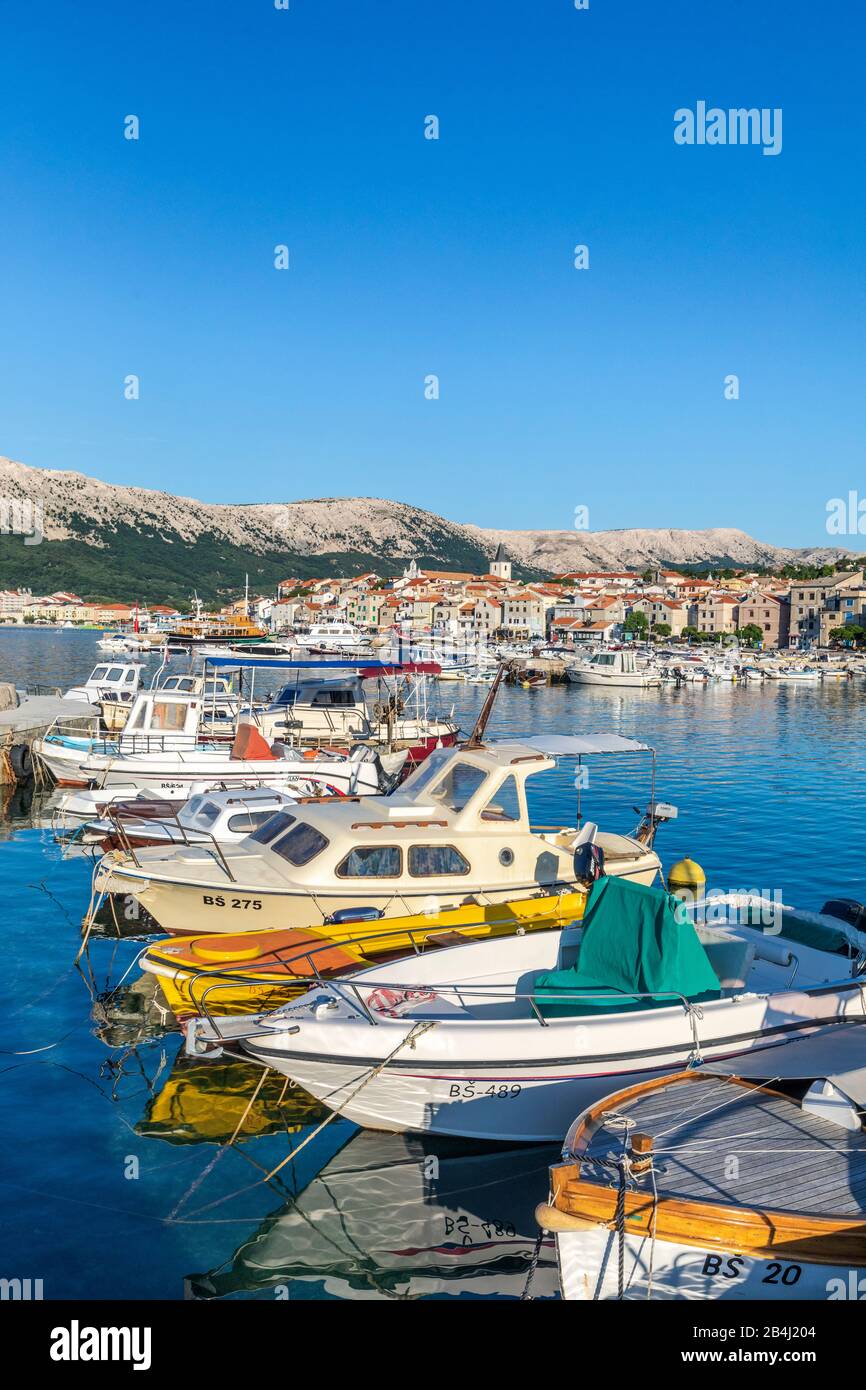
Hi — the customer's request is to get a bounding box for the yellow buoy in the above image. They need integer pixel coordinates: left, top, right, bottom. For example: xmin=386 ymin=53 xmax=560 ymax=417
xmin=667 ymin=856 xmax=706 ymax=898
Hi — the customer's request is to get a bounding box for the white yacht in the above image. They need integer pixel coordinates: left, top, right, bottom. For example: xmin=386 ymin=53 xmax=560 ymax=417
xmin=568 ymin=650 xmax=660 ymax=688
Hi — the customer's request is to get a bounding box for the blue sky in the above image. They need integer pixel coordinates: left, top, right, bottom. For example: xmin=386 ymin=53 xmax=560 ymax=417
xmin=0 ymin=0 xmax=863 ymax=546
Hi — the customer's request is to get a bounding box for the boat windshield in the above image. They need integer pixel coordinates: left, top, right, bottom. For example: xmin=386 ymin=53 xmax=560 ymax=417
xmin=402 ymin=752 xmax=491 ymax=812
xmin=250 ymin=811 xmax=296 ymax=844
xmin=427 ymin=761 xmax=488 ymax=812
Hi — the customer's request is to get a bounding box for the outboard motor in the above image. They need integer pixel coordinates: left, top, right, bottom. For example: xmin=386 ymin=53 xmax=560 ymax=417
xmin=572 ymin=821 xmax=605 ymax=886
xmin=821 ymin=899 xmax=866 ymax=933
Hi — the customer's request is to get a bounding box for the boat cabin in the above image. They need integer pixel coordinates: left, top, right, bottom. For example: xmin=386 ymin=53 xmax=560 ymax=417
xmin=63 ymin=662 xmax=145 ymax=705
xmin=214 ymin=740 xmax=662 ymax=903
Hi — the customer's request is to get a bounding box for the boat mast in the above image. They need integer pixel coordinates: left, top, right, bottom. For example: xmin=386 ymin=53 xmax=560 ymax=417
xmin=464 ymin=661 xmax=507 ymax=747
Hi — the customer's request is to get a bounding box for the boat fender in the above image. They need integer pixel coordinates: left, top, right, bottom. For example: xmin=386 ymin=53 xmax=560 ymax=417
xmin=8 ymin=742 xmax=32 ymax=783
xmin=324 ymin=906 xmax=385 ymax=925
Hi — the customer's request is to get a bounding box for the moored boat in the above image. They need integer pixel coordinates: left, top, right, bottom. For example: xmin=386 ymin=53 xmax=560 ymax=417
xmin=185 ymin=876 xmax=866 ymax=1143
xmin=92 ymin=735 xmax=665 ymax=934
xmin=537 ymin=1025 xmax=866 ymax=1299
xmin=141 ymin=889 xmax=589 ymax=1019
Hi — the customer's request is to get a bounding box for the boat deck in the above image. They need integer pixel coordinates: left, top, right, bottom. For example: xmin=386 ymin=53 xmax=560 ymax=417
xmin=580 ymin=1073 xmax=866 ymax=1218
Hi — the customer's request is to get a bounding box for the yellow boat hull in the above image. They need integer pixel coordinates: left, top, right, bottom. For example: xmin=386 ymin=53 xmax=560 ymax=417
xmin=143 ymin=890 xmax=587 ymax=1020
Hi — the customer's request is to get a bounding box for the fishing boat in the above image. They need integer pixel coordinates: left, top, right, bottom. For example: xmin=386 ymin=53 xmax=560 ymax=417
xmin=62 ymin=662 xmax=145 ymax=710
xmin=186 ymin=876 xmax=866 ymax=1142
xmin=93 ymin=733 xmax=666 ymax=935
xmin=141 ymin=889 xmax=589 ymax=1019
xmin=248 ymin=662 xmax=458 ymax=766
xmin=537 ymin=1025 xmax=866 ymax=1299
xmin=568 ymin=651 xmax=660 ymax=688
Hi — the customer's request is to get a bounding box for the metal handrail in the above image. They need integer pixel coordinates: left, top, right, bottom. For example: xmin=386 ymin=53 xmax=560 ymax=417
xmin=105 ymin=805 xmax=237 ymax=882
xmin=170 ymin=906 xmax=583 ymax=1021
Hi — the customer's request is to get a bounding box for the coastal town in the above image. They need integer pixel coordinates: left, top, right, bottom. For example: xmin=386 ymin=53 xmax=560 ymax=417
xmin=3 ymin=544 xmax=865 ymax=649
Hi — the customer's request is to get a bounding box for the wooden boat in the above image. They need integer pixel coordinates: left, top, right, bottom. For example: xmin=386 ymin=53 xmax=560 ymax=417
xmin=538 ymin=1027 xmax=866 ymax=1299
xmin=186 ymin=877 xmax=866 ymax=1143
xmin=142 ymin=889 xmax=589 ymax=1019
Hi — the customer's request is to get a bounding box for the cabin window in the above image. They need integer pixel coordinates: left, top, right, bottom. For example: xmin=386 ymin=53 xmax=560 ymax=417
xmin=421 ymin=761 xmax=487 ymax=813
xmin=195 ymin=802 xmax=221 ymax=827
xmin=106 ymin=667 xmax=124 ymax=681
xmin=151 ymin=701 xmax=188 ymax=732
xmin=92 ymin=667 xmax=109 ymax=681
xmin=481 ymin=774 xmax=522 ymax=823
xmin=250 ymin=810 xmax=296 ymax=844
xmin=227 ymin=810 xmax=284 ymax=834
xmin=272 ymin=823 xmax=330 ymax=867
xmin=124 ymin=669 xmax=137 ymax=683
xmin=408 ymin=845 xmax=471 ymax=877
xmin=336 ymin=845 xmax=402 ymax=877
xmin=273 ymin=686 xmax=300 ymax=706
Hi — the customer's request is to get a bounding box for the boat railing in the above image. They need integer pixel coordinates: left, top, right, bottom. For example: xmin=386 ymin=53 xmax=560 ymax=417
xmin=105 ymin=806 xmax=237 ymax=883
xmin=180 ymin=904 xmax=585 ymax=1030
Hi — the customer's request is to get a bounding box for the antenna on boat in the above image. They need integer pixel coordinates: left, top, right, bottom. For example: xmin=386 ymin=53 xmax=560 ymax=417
xmin=464 ymin=661 xmax=507 ymax=748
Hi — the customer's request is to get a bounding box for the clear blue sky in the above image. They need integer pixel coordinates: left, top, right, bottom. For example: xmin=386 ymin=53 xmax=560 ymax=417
xmin=0 ymin=0 xmax=863 ymax=547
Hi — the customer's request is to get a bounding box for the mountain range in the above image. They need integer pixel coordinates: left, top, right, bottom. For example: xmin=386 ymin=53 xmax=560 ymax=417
xmin=0 ymin=455 xmax=852 ymax=607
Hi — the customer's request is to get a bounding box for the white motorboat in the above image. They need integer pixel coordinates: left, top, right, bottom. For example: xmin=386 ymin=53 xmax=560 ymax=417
xmin=304 ymin=622 xmax=369 ymax=652
xmin=33 ymin=691 xmax=406 ymax=796
xmin=93 ymin=735 xmax=665 ymax=935
xmin=72 ymin=786 xmax=311 ymax=851
xmin=539 ymin=1026 xmax=866 ymax=1299
xmin=774 ymin=666 xmax=821 ymax=683
xmin=186 ymin=877 xmax=866 ymax=1142
xmin=96 ymin=631 xmax=129 ymax=652
xmin=568 ymin=651 xmax=660 ymax=688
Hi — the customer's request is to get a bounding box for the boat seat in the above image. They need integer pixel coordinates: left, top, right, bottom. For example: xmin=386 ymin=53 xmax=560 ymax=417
xmin=702 ymin=938 xmax=756 ymax=994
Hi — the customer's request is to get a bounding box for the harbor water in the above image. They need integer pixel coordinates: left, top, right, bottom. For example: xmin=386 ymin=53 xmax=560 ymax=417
xmin=1 ymin=630 xmax=864 ymax=1299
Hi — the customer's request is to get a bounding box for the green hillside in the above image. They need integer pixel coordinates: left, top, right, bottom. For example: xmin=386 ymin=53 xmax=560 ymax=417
xmin=0 ymin=526 xmax=544 ymax=606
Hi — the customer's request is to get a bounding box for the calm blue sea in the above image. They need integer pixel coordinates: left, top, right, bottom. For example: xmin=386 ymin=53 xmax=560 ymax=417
xmin=0 ymin=630 xmax=864 ymax=1299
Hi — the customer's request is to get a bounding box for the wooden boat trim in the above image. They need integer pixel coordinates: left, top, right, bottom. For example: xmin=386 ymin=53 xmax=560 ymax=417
xmin=549 ymin=1168 xmax=866 ymax=1264
xmin=551 ymin=1068 xmax=866 ymax=1265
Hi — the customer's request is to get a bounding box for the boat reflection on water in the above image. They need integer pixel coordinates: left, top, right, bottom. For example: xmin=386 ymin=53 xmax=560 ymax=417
xmin=135 ymin=1053 xmax=329 ymax=1145
xmin=89 ymin=972 xmax=174 ymax=1048
xmin=188 ymin=1132 xmax=559 ymax=1300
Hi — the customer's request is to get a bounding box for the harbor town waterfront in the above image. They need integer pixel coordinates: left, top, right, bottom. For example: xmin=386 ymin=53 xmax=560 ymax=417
xmin=2 ymin=0 xmax=866 ymax=1356
xmin=1 ymin=629 xmax=866 ymax=1306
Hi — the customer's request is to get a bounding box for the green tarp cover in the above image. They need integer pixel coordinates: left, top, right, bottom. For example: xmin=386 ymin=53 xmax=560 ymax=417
xmin=534 ymin=875 xmax=722 ymax=1018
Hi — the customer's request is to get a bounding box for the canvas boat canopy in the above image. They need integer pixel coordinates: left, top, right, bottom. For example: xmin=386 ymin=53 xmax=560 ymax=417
xmin=533 ymin=876 xmax=721 ymax=1018
xmin=518 ymin=734 xmax=652 ymax=757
